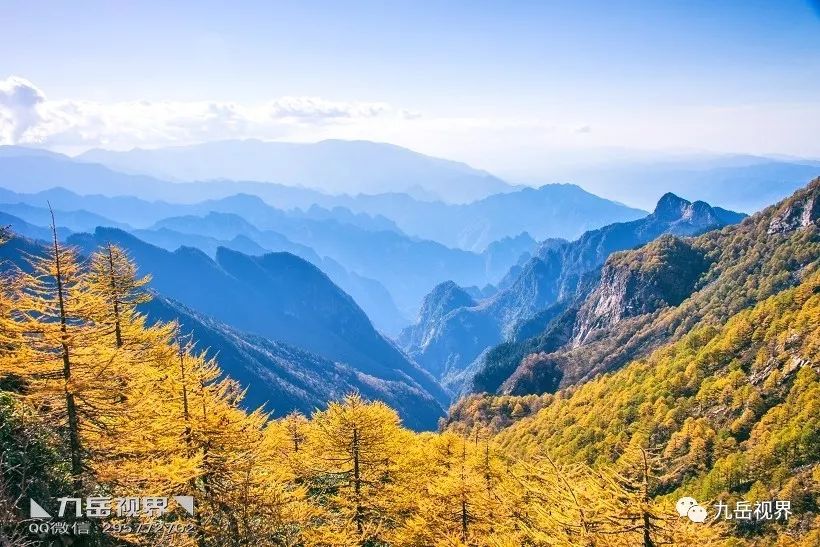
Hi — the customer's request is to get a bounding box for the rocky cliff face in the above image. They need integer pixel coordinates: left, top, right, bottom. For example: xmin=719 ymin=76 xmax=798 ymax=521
xmin=767 ymin=190 xmax=819 ymax=234
xmin=403 ymin=193 xmax=745 ymax=391
xmin=571 ymin=236 xmax=710 ymax=346
xmin=512 ymin=193 xmax=743 ymax=314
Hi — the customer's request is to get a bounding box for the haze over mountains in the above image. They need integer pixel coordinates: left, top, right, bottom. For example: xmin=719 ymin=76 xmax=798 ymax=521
xmin=0 ymin=145 xmax=651 ymax=321
xmin=0 ymin=138 xmax=816 ymax=429
xmin=0 ymin=187 xmax=534 ymax=324
xmin=525 ymin=152 xmax=820 ymax=213
xmin=78 ymin=139 xmax=512 ymax=203
xmin=0 ymin=145 xmax=649 ymax=246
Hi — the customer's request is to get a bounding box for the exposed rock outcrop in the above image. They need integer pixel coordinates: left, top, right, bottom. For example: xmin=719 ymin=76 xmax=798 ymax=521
xmin=767 ymin=190 xmax=819 ymax=234
xmin=571 ymin=236 xmax=710 ymax=346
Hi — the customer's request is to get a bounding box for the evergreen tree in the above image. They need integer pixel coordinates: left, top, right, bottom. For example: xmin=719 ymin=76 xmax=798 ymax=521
xmin=0 ymin=216 xmax=122 ymax=493
xmin=304 ymin=393 xmax=408 ymax=545
xmin=84 ymin=243 xmax=152 ymax=349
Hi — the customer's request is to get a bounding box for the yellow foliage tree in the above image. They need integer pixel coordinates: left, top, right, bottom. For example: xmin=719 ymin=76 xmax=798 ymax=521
xmin=303 ymin=393 xmax=411 ymax=545
xmin=0 ymin=221 xmax=126 ymax=493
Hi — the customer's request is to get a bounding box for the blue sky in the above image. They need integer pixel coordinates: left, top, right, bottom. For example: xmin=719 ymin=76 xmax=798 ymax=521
xmin=1 ymin=0 xmax=819 ymax=174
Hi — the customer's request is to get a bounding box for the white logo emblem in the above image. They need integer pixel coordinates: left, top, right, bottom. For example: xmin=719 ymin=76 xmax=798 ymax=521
xmin=676 ymin=497 xmax=707 ymax=523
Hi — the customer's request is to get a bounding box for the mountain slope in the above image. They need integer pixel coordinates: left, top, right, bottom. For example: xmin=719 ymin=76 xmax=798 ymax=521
xmin=78 ymin=139 xmax=513 ymax=203
xmin=498 ymin=177 xmax=819 ymax=396
xmin=0 ymin=195 xmax=409 ymax=333
xmin=449 ymin=270 xmax=820 ymax=541
xmin=0 ymin=211 xmax=72 ymax=241
xmin=402 ymin=193 xmax=745 ymax=394
xmin=151 ymin=208 xmax=493 ymax=317
xmin=65 ymin=228 xmax=448 ymax=423
xmin=0 ymin=233 xmax=444 ymax=430
xmin=144 ymin=297 xmax=443 ymax=430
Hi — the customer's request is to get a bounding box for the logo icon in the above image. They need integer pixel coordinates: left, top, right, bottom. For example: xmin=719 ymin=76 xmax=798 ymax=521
xmin=676 ymin=497 xmax=707 ymax=523
xmin=30 ymin=499 xmax=52 ymax=519
xmin=173 ymin=495 xmax=195 ymax=516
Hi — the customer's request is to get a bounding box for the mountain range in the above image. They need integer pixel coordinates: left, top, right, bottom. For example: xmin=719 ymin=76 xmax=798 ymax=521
xmin=0 ymin=193 xmax=410 ymax=333
xmin=68 ymin=227 xmax=449 ymax=405
xmin=3 ymin=139 xmax=816 ymax=435
xmin=78 ymin=139 xmax=513 ymax=203
xmin=0 ymin=146 xmax=654 ymax=321
xmin=0 ymin=146 xmax=648 ymax=250
xmin=0 ymin=231 xmax=446 ymax=430
xmin=318 ymin=183 xmax=647 ymax=251
xmin=474 ymin=177 xmax=819 ymax=399
xmin=0 ymin=192 xmax=533 ymax=321
xmin=401 ymin=193 xmax=747 ymax=394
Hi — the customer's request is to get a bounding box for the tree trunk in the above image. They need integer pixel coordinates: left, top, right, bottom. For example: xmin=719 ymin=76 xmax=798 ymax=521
xmin=353 ymin=425 xmax=363 ymax=535
xmin=107 ymin=244 xmax=123 ymax=348
xmin=51 ymin=214 xmax=83 ymax=492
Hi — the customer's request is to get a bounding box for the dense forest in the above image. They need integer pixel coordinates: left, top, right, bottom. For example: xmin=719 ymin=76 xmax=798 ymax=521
xmin=449 ymin=272 xmax=820 ymax=544
xmin=0 ymin=192 xmax=818 ymax=545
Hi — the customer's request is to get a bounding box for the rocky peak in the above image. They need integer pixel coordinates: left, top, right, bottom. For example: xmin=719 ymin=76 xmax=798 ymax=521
xmin=402 ymin=192 xmax=745 ymax=393
xmin=398 ymin=281 xmax=477 ymax=351
xmin=650 ymin=193 xmax=744 ymax=235
xmin=653 ymin=192 xmax=718 ymax=223
xmin=767 ymin=179 xmax=820 ymax=235
xmin=652 ymin=192 xmax=692 ymax=220
xmin=686 ymin=200 xmax=719 ymax=223
xmin=418 ymin=281 xmax=476 ymax=322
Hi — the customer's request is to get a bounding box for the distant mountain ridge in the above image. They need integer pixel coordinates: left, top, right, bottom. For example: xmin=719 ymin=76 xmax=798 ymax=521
xmin=78 ymin=139 xmax=513 ymax=203
xmin=0 ymin=146 xmax=647 ymax=251
xmin=401 ymin=193 xmax=746 ymax=395
xmin=0 ymin=151 xmax=648 ymax=316
xmin=0 ymin=189 xmax=537 ymax=331
xmin=0 ymin=197 xmax=409 ymax=334
xmin=149 ymin=207 xmax=519 ymax=317
xmin=325 ymin=184 xmax=647 ymax=251
xmin=563 ymin=155 xmax=820 ymax=212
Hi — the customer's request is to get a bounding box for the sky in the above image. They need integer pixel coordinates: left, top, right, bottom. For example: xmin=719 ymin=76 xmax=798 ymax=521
xmin=1 ymin=0 xmax=820 ymax=179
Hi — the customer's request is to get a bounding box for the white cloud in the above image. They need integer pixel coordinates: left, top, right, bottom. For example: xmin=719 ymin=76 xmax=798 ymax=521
xmin=0 ymin=75 xmax=415 ymax=150
xmin=2 ymin=75 xmax=818 ymax=168
xmin=0 ymin=76 xmax=48 ymax=143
